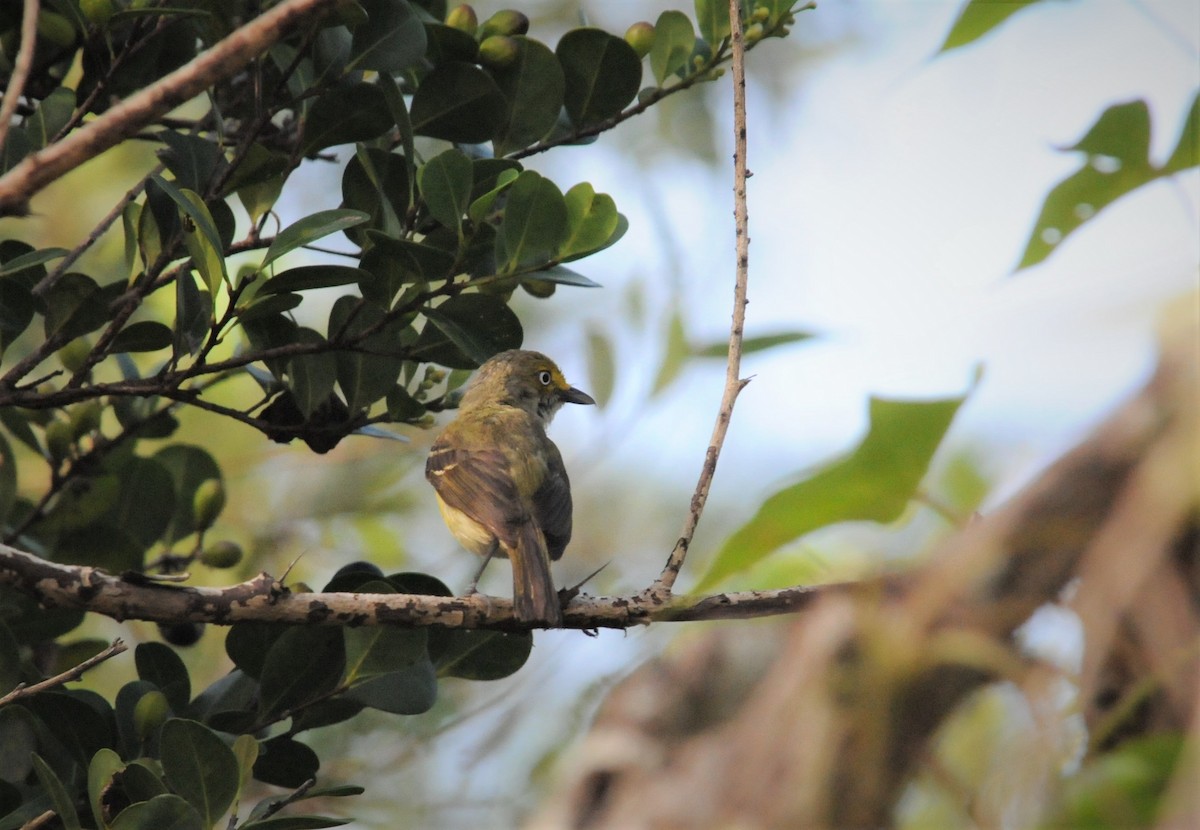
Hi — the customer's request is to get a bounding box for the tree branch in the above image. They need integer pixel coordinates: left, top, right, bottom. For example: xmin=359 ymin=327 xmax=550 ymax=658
xmin=0 ymin=0 xmax=39 ymax=157
xmin=0 ymin=0 xmax=341 ymax=216
xmin=0 ymin=638 xmax=127 ymax=706
xmin=652 ymin=0 xmax=753 ymax=594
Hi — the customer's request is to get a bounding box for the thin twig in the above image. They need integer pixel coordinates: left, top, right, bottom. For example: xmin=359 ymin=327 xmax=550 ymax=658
xmin=0 ymin=0 xmax=341 ymax=215
xmin=652 ymin=0 xmax=753 ymax=595
xmin=0 ymin=0 xmax=40 ymax=156
xmin=0 ymin=638 xmax=128 ymax=706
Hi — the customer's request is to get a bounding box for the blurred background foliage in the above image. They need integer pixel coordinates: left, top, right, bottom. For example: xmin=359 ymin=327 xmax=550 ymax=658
xmin=0 ymin=0 xmax=1196 ymax=827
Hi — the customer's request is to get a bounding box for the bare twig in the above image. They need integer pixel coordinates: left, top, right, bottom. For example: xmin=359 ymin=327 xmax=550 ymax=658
xmin=0 ymin=638 xmax=128 ymax=706
xmin=0 ymin=0 xmax=341 ymax=215
xmin=0 ymin=0 xmax=39 ymax=157
xmin=652 ymin=0 xmax=753 ymax=595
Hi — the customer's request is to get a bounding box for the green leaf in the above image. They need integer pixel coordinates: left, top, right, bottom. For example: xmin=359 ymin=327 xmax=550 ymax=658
xmin=499 ymin=170 xmax=568 ymax=272
xmin=1164 ymin=91 xmax=1199 ymax=174
xmin=363 ymin=232 xmax=457 ymax=281
xmin=257 ymin=627 xmax=346 ymax=718
xmin=152 ymin=177 xmax=227 ymax=294
xmin=490 ymin=37 xmax=565 ymax=156
xmin=556 ymin=28 xmax=641 ymax=127
xmin=340 ymin=148 xmax=409 ymax=244
xmin=158 ymin=131 xmax=228 ymax=195
xmin=0 ymin=275 xmax=35 ymax=352
xmin=174 ymin=271 xmax=212 ymax=357
xmin=697 ymin=394 xmax=968 ymax=591
xmin=413 ymin=294 xmax=523 ymax=368
xmin=694 ymin=0 xmax=732 ymax=46
xmin=468 ymin=167 xmax=520 ymax=225
xmin=107 ymin=455 xmax=176 ymax=547
xmin=649 ymin=11 xmax=696 ymax=85
xmin=154 ymin=444 xmax=223 ymax=544
xmin=558 ymin=182 xmax=621 ymax=260
xmin=349 ymin=0 xmax=427 ymax=73
xmin=432 ymin=629 xmax=532 ymax=680
xmin=302 ymin=82 xmax=393 ymax=155
xmin=241 ymin=818 xmax=352 ymax=830
xmin=259 ymin=265 xmax=369 ymax=295
xmin=344 ymin=661 xmax=437 ymax=714
xmin=32 ymin=753 xmax=81 ymax=830
xmin=410 ymin=62 xmax=507 ymax=143
xmin=1052 ymin=734 xmax=1183 ymax=829
xmin=42 ymin=273 xmax=113 ymax=341
xmin=418 ymin=148 xmax=473 ymax=238
xmin=110 ymin=321 xmax=174 ymax=353
xmin=694 ymin=331 xmax=816 ymax=357
xmin=53 ymin=525 xmax=143 ymax=571
xmin=286 ymin=329 xmax=339 ymax=419
xmin=252 ymin=736 xmax=320 ymax=789
xmin=329 ymin=296 xmax=406 ymax=412
xmin=88 ymin=748 xmax=124 ymax=829
xmin=110 ymin=793 xmax=204 ymax=830
xmin=264 ymin=210 xmax=370 ymax=268
xmin=1017 ymin=100 xmax=1159 ymax=270
xmin=938 ymin=0 xmax=1042 ymax=54
xmin=26 ymin=87 xmax=76 ymax=150
xmin=0 ymin=432 xmax=15 ymax=534
xmin=135 ymin=642 xmax=191 ymax=713
xmin=343 ymin=586 xmax=430 ymax=685
xmin=0 ymin=245 xmax=70 ymax=277
xmin=159 ymin=719 xmax=239 ymax=827
xmin=519 ymin=265 xmax=601 ymax=288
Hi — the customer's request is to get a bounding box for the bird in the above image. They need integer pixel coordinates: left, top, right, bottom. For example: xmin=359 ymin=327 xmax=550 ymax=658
xmin=425 ymin=350 xmax=594 ymax=625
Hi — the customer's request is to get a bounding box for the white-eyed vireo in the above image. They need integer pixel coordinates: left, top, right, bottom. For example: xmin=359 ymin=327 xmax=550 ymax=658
xmin=425 ymin=350 xmax=595 ymax=625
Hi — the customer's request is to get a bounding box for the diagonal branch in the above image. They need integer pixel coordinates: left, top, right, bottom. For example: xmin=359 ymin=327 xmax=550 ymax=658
xmin=0 ymin=0 xmax=341 ymax=216
xmin=0 ymin=0 xmax=39 ymax=157
xmin=0 ymin=638 xmax=128 ymax=705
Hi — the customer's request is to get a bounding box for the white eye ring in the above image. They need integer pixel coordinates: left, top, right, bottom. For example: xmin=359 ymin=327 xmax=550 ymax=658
xmin=538 ymin=371 xmax=552 ymax=385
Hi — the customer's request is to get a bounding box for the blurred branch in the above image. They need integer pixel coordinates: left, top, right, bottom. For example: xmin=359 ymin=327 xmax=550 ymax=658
xmin=0 ymin=0 xmax=340 ymax=216
xmin=0 ymin=0 xmax=39 ymax=158
xmin=531 ymin=327 xmax=1199 ymax=828
xmin=653 ymin=0 xmax=754 ymax=595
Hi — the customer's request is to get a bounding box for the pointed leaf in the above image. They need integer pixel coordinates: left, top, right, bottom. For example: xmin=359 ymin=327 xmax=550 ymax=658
xmin=286 ymin=329 xmax=338 ymax=420
xmin=413 ymin=294 xmax=523 ymax=368
xmin=938 ymin=0 xmax=1042 ymax=54
xmin=697 ymin=394 xmax=968 ymax=591
xmin=259 ymin=265 xmax=369 ymax=295
xmin=25 ymin=87 xmax=76 ymax=150
xmin=110 ymin=321 xmax=174 ymax=353
xmin=264 ymin=210 xmax=370 ymax=267
xmin=302 ymin=82 xmax=393 ymax=155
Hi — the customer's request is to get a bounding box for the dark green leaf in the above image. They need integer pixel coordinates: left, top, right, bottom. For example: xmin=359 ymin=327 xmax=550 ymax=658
xmin=286 ymin=329 xmax=339 ymax=420
xmin=258 ymin=627 xmax=346 ymax=719
xmin=650 ymin=11 xmax=695 ymax=85
xmin=160 ymin=719 xmax=239 ymax=827
xmin=106 ymin=455 xmax=176 ymax=547
xmin=0 ymin=621 xmax=19 ymax=696
xmin=364 ymin=232 xmax=457 ymax=281
xmin=110 ymin=321 xmax=174 ymax=353
xmin=302 ymin=82 xmax=393 ymax=155
xmin=259 ymin=265 xmax=369 ymax=295
xmin=410 ymin=61 xmax=507 ymax=143
xmin=694 ymin=331 xmax=816 ymax=357
xmin=490 ymin=37 xmax=565 ymax=156
xmin=237 ymin=292 xmax=303 ymax=323
xmin=32 ymin=753 xmax=81 ymax=830
xmin=340 ymin=148 xmax=409 ymax=244
xmin=153 ymin=444 xmax=222 ymax=544
xmin=240 ymin=818 xmax=352 ymax=830
xmin=264 ymin=210 xmax=370 ymax=267
xmin=0 ymin=245 xmax=70 ymax=277
xmin=938 ymin=0 xmax=1042 ymax=54
xmin=151 ymin=177 xmax=226 ymax=294
xmin=253 ymin=736 xmax=320 ymax=789
xmin=418 ymin=148 xmax=473 ymax=237
xmin=498 ymin=170 xmax=567 ymax=272
xmin=519 ymin=265 xmax=600 ymax=288
xmin=350 ymin=0 xmax=427 ymax=73
xmin=329 ymin=297 xmax=406 ymax=412
xmin=344 ymin=661 xmax=437 ymax=714
xmin=413 ymin=294 xmax=523 ymax=368
xmin=26 ymin=87 xmax=76 ymax=150
xmin=0 ymin=276 xmax=35 ymax=351
xmin=556 ymin=28 xmax=641 ymax=127
xmin=158 ymin=131 xmax=228 ymax=195
xmin=697 ymin=394 xmax=968 ymax=591
xmin=109 ymin=793 xmax=204 ymax=830
xmin=0 ymin=428 xmax=16 ymax=528
xmin=1 ymin=123 xmax=30 ymax=173
xmin=53 ymin=525 xmax=143 ymax=572
xmin=386 ymin=385 xmax=425 ymax=421
xmin=174 ymin=271 xmax=212 ymax=357
xmin=424 ymin=21 xmax=480 ymax=65
xmin=42 ymin=273 xmax=109 ymax=341
xmin=135 ymin=642 xmax=191 ymax=714
xmin=88 ymin=748 xmax=124 ymax=829
xmin=25 ymin=690 xmax=115 ymax=768
xmin=433 ymin=629 xmax=532 ymax=680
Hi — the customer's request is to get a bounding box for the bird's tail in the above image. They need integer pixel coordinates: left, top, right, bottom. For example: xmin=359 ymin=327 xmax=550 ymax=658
xmin=511 ymin=523 xmax=564 ymax=626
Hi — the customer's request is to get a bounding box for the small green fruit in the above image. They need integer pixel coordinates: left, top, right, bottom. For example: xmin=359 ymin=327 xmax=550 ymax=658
xmin=744 ymin=23 xmax=765 ymax=45
xmin=80 ymin=0 xmax=115 ymax=26
xmin=45 ymin=420 xmax=73 ymax=463
xmin=478 ymin=34 xmax=520 ymax=68
xmin=133 ymin=691 xmax=169 ymax=741
xmin=479 ymin=9 xmax=529 ymax=39
xmin=623 ymin=22 xmax=655 ymax=59
xmin=58 ymin=339 xmax=92 ymax=373
xmin=520 ymin=278 xmax=556 ymax=298
xmin=200 ymin=540 xmax=244 ymax=569
xmin=445 ymin=4 xmax=478 ymax=36
xmin=36 ymin=12 xmax=76 ymax=47
xmin=192 ymin=478 xmax=226 ymax=531
xmin=69 ymin=400 xmax=102 ymax=439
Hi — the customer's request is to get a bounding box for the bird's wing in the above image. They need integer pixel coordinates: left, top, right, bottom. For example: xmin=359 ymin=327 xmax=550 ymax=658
xmin=531 ymin=440 xmax=573 ymax=561
xmin=426 ymin=439 xmax=527 ymax=549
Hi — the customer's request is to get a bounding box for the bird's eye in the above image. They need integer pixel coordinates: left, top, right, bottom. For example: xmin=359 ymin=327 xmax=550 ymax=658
xmin=538 ymin=371 xmax=552 ymax=386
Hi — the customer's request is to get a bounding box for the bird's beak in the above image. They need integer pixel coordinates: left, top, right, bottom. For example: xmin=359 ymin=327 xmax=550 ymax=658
xmin=560 ymin=386 xmax=596 ymax=406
